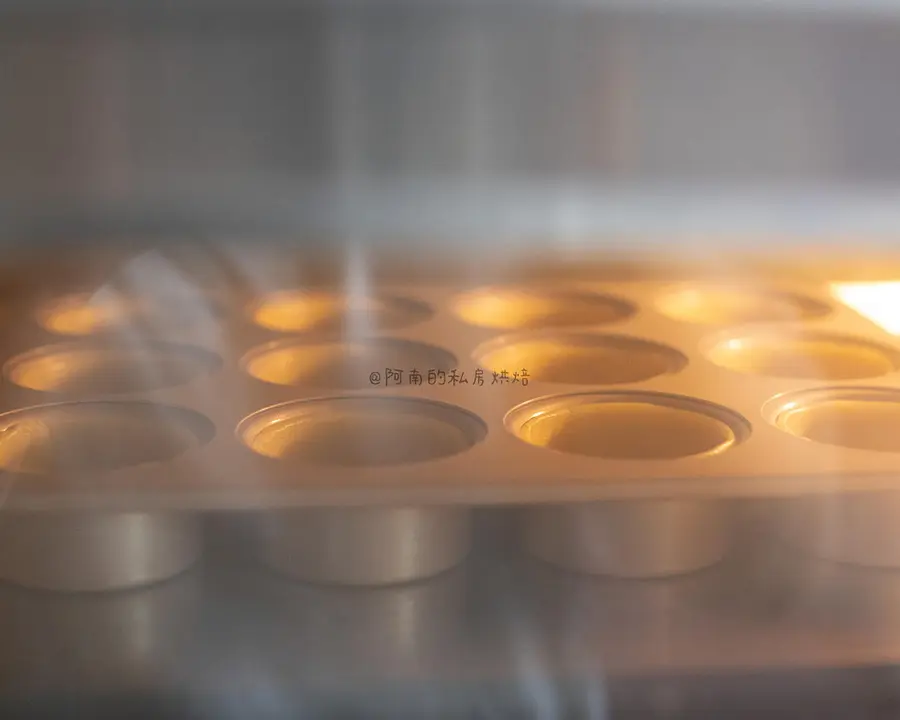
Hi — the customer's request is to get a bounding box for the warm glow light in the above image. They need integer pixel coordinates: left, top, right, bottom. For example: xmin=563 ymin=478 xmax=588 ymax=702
xmin=832 ymin=282 xmax=900 ymax=335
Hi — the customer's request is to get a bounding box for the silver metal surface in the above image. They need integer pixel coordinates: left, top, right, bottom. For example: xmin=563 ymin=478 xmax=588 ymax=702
xmin=521 ymin=547 xmax=726 ymax=673
xmin=770 ymin=492 xmax=900 ymax=567
xmin=743 ymin=526 xmax=900 ymax=635
xmin=0 ymin=512 xmax=202 ymax=591
xmin=258 ymin=507 xmax=471 ymax=585
xmin=0 ymin=566 xmax=199 ymax=692
xmin=252 ymin=563 xmax=468 ymax=685
xmin=523 ymin=500 xmax=732 ymax=578
xmin=1 ymin=7 xmax=900 ymax=245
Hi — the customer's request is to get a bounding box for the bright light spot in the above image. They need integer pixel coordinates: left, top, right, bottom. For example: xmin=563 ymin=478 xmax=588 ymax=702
xmin=832 ymin=282 xmax=900 ymax=335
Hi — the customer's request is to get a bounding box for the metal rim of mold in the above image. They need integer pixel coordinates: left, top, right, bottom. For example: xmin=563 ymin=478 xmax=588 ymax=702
xmin=0 ymin=401 xmax=212 ymax=591
xmin=451 ymin=286 xmax=636 ymax=330
xmin=765 ymin=388 xmax=900 ymax=566
xmin=237 ymin=395 xmax=487 ymax=467
xmin=238 ymin=396 xmax=484 ymax=585
xmin=4 ymin=340 xmax=222 ymax=395
xmin=473 ymin=330 xmax=687 ymax=385
xmin=36 ymin=291 xmax=144 ymax=336
xmin=505 ymin=390 xmax=751 ymax=461
xmin=704 ymin=329 xmax=900 ymax=381
xmin=35 ymin=289 xmax=226 ymax=337
xmin=247 ymin=289 xmax=433 ymax=333
xmin=765 ymin=386 xmax=900 ymax=453
xmin=655 ymin=284 xmax=831 ymax=325
xmin=240 ymin=336 xmax=456 ymax=390
xmin=0 ymin=400 xmax=215 ymax=476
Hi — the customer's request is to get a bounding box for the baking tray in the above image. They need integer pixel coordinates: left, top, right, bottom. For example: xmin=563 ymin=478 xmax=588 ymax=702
xmin=0 ymin=257 xmax=899 ymax=512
